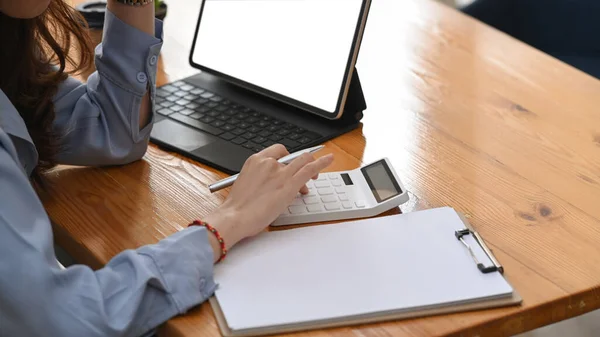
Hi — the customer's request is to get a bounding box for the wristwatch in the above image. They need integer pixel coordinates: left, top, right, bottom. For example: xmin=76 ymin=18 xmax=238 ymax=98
xmin=113 ymin=0 xmax=154 ymax=6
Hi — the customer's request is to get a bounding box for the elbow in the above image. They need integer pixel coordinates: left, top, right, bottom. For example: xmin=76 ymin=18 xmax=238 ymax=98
xmin=112 ymin=139 xmax=150 ymax=165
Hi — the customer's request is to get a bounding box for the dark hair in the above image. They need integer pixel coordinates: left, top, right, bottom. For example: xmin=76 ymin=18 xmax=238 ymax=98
xmin=0 ymin=0 xmax=93 ymax=177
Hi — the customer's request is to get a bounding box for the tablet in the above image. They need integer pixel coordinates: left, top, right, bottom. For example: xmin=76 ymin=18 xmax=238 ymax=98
xmin=189 ymin=0 xmax=371 ymax=120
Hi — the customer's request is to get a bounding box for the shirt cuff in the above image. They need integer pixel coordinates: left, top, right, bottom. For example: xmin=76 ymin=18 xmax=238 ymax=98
xmin=95 ymin=9 xmax=164 ymax=97
xmin=137 ymin=226 xmax=218 ymax=314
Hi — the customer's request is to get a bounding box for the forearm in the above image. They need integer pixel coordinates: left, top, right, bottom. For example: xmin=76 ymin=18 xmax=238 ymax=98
xmin=106 ymin=0 xmax=155 ymax=130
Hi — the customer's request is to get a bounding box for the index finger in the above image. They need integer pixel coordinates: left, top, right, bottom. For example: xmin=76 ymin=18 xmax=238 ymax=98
xmin=257 ymin=144 xmax=289 ymax=159
xmin=292 ymin=154 xmax=334 ymax=186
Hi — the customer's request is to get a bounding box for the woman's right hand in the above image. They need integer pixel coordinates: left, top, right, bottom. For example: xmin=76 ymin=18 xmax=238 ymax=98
xmin=203 ymin=144 xmax=334 ymax=259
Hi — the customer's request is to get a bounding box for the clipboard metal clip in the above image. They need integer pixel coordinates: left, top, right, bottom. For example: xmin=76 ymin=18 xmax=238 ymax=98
xmin=455 ymin=229 xmax=504 ymax=275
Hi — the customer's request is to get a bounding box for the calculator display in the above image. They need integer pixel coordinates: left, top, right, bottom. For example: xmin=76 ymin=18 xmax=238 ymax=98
xmin=360 ymin=160 xmax=402 ymax=203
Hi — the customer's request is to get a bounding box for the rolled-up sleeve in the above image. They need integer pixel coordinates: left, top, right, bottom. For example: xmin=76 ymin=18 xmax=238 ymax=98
xmin=0 ymin=127 xmax=217 ymax=337
xmin=52 ymin=10 xmax=163 ymax=166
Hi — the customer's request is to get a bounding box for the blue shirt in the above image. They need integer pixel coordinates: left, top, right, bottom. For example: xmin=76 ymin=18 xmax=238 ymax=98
xmin=0 ymin=10 xmax=216 ymax=337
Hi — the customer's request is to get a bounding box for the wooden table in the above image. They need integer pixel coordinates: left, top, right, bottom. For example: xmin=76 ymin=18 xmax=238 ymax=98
xmin=48 ymin=0 xmax=600 ymax=336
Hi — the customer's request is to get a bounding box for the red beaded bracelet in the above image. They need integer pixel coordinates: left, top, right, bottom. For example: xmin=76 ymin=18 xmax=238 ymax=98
xmin=189 ymin=220 xmax=227 ymax=263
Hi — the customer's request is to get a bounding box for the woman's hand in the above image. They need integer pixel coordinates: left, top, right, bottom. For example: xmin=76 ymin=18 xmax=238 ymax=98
xmin=204 ymin=144 xmax=334 ymax=258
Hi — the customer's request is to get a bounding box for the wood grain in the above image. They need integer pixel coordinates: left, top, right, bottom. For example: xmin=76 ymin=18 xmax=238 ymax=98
xmin=46 ymin=0 xmax=600 ymax=336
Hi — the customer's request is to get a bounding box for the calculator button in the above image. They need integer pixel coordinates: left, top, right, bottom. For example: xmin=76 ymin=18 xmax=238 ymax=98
xmin=335 ymin=187 xmax=345 ymax=194
xmin=307 ymin=204 xmax=323 ymax=213
xmin=324 ymin=202 xmax=341 ymax=211
xmin=321 ymin=195 xmax=337 ymax=203
xmin=342 ymin=201 xmax=353 ymax=209
xmin=318 ymin=188 xmax=334 ymax=196
xmin=291 ymin=199 xmax=304 ymax=206
xmin=314 ymin=181 xmax=330 ymax=188
xmin=355 ymin=200 xmax=366 ymax=208
xmin=328 ymin=173 xmax=339 ymax=180
xmin=303 ymin=197 xmax=320 ymax=205
xmin=316 ymin=175 xmax=328 ymax=181
xmin=332 ymin=180 xmax=342 ymax=187
xmin=338 ymin=194 xmax=349 ymax=201
xmin=289 ymin=205 xmax=307 ymax=214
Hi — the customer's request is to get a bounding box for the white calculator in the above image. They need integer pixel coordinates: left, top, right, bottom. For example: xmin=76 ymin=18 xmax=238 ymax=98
xmin=272 ymin=158 xmax=409 ymax=226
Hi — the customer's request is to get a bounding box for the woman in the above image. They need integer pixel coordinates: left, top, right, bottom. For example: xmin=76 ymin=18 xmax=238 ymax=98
xmin=0 ymin=0 xmax=333 ymax=336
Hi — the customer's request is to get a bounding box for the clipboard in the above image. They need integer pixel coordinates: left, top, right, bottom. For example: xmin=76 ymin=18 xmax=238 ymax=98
xmin=209 ymin=209 xmax=522 ymax=337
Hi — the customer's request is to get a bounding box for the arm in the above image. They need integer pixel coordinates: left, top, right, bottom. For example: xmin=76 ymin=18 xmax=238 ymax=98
xmin=53 ymin=7 xmax=161 ymax=166
xmin=0 ymin=129 xmax=217 ymax=337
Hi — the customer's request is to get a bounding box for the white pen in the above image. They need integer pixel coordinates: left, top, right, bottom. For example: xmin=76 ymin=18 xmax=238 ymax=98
xmin=208 ymin=145 xmax=325 ymax=193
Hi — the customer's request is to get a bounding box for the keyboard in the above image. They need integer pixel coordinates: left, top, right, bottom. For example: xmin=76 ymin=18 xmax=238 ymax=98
xmin=154 ymin=81 xmax=323 ymax=153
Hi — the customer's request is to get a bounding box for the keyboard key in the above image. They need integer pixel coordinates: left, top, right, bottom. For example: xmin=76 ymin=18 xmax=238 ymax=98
xmin=217 ymin=115 xmax=230 ymax=121
xmin=220 ymin=132 xmax=235 ymax=141
xmin=242 ymin=142 xmax=258 ymax=150
xmin=207 ymin=102 xmax=219 ymax=108
xmin=332 ymin=180 xmax=342 ymax=187
xmin=272 ymin=120 xmax=284 ymax=126
xmin=209 ymin=96 xmax=223 ymax=102
xmin=262 ymin=140 xmax=276 ymax=148
xmin=174 ymin=91 xmax=187 ymax=97
xmin=259 ymin=130 xmax=271 ymax=137
xmin=160 ymin=101 xmax=174 ymax=108
xmin=252 ymin=136 xmax=267 ymax=144
xmin=252 ymin=146 xmax=265 ymax=152
xmin=321 ymin=195 xmax=337 ymax=203
xmin=342 ymin=201 xmax=353 ymax=209
xmin=288 ymin=133 xmax=300 ymax=140
xmin=298 ymin=137 xmax=311 ymax=144
xmin=179 ymin=109 xmax=194 ymax=116
xmin=180 ymin=84 xmax=194 ymax=91
xmin=268 ymin=134 xmax=283 ymax=141
xmin=189 ymin=112 xmax=205 ymax=119
xmin=338 ymin=194 xmax=349 ymax=201
xmin=176 ymin=99 xmax=190 ymax=106
xmin=314 ymin=181 xmax=330 ymax=188
xmin=289 ymin=205 xmax=307 ymax=214
xmin=280 ymin=138 xmax=300 ymax=149
xmin=200 ymin=92 xmax=214 ymax=99
xmin=184 ymin=94 xmax=196 ymax=101
xmin=257 ymin=121 xmax=270 ymax=128
xmin=207 ymin=111 xmax=220 ymax=117
xmin=318 ymin=188 xmax=334 ymax=196
xmin=155 ymin=96 xmax=165 ymax=104
xmin=161 ymin=85 xmax=177 ymax=93
xmin=215 ymin=105 xmax=228 ymax=112
xmin=247 ymin=117 xmax=259 ymax=123
xmin=267 ymin=125 xmax=279 ymax=132
xmin=212 ymin=120 xmax=226 ymax=128
xmin=195 ymin=98 xmax=209 ymax=104
xmin=225 ymin=109 xmax=238 ymax=116
xmin=228 ymin=118 xmax=241 ymax=125
xmin=196 ymin=106 xmax=211 ymax=113
xmin=172 ymin=81 xmax=185 ymax=87
xmin=307 ymin=204 xmax=323 ymax=213
xmin=170 ymin=105 xmax=184 ymax=112
xmin=277 ymin=129 xmax=291 ymax=136
xmin=238 ymin=122 xmax=251 ymax=129
xmin=169 ymin=113 xmax=223 ymax=136
xmin=221 ymin=99 xmax=232 ymax=106
xmin=303 ymin=197 xmax=320 ymax=205
xmin=294 ymin=127 xmax=306 ymax=134
xmin=335 ymin=187 xmax=346 ymax=194
xmin=283 ymin=123 xmax=296 ymax=130
xmin=248 ymin=126 xmax=261 ymax=133
xmin=222 ymin=124 xmax=235 ymax=131
xmin=242 ymin=132 xmax=257 ymax=139
xmin=231 ymin=128 xmax=245 ymax=136
xmin=325 ymin=202 xmax=341 ymax=211
xmin=190 ymin=88 xmax=204 ymax=95
xmin=156 ymin=90 xmax=168 ymax=98
xmin=157 ymin=108 xmax=172 ymax=116
xmin=199 ymin=116 xmax=215 ymax=124
xmin=231 ymin=137 xmax=246 ymax=145
xmin=186 ymin=102 xmax=200 ymax=109
xmin=355 ymin=200 xmax=366 ymax=208
xmin=166 ymin=96 xmax=178 ymax=102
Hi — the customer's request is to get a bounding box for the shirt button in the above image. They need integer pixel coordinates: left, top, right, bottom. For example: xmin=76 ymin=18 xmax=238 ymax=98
xmin=199 ymin=278 xmax=207 ymax=290
xmin=136 ymin=72 xmax=147 ymax=83
xmin=149 ymin=55 xmax=157 ymax=66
